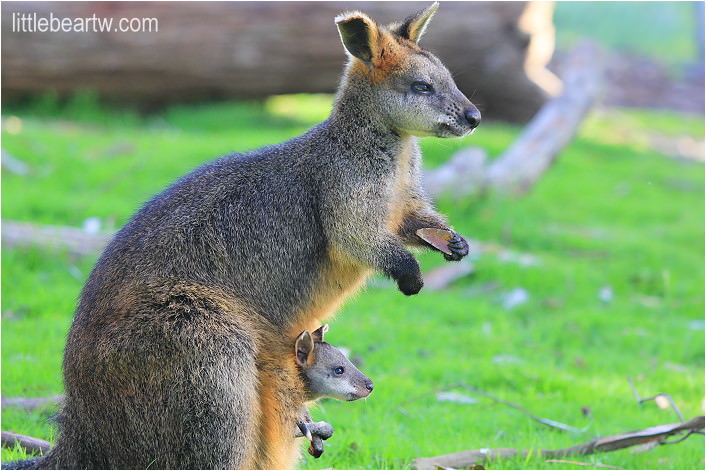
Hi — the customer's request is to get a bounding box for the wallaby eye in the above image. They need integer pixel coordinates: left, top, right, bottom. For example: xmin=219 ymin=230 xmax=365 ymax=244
xmin=411 ymin=81 xmax=433 ymax=94
xmin=334 ymin=366 xmax=345 ymax=375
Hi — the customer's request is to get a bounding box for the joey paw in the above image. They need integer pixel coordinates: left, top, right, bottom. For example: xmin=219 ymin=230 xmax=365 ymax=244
xmin=306 ymin=421 xmax=333 ymax=459
xmin=308 ymin=421 xmax=334 ymax=440
xmin=443 ymin=233 xmax=469 ymax=262
xmin=308 ymin=436 xmax=324 ymax=458
xmin=296 ymin=421 xmax=313 ymax=440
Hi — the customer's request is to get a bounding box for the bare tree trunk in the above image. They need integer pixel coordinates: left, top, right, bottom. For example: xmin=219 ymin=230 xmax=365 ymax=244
xmin=484 ymin=41 xmax=604 ymax=192
xmin=0 ymin=1 xmax=558 ymax=122
xmin=425 ymin=41 xmax=604 ymax=197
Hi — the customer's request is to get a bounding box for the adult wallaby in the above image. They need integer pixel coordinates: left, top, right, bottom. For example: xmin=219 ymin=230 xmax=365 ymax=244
xmin=3 ymin=2 xmax=479 ymax=469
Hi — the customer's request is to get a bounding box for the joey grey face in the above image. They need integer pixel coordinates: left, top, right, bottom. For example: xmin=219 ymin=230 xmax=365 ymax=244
xmin=336 ymin=1 xmax=481 ymax=139
xmin=295 ymin=327 xmax=374 ymax=402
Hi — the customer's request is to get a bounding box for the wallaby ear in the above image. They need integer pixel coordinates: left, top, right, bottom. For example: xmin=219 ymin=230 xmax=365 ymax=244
xmin=312 ymin=324 xmax=329 ymax=342
xmin=396 ymin=2 xmax=439 ymax=43
xmin=295 ymin=330 xmax=315 ymax=367
xmin=335 ymin=12 xmax=379 ymax=63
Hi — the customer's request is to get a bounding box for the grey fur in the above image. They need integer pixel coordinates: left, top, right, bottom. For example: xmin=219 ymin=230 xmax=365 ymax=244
xmin=295 ymin=328 xmax=373 ymax=402
xmin=4 ymin=3 xmax=478 ymax=470
xmin=293 ymin=326 xmax=372 ymax=459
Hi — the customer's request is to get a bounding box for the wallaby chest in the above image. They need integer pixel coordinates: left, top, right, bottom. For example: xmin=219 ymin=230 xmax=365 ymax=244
xmin=384 ymin=139 xmax=417 ymax=232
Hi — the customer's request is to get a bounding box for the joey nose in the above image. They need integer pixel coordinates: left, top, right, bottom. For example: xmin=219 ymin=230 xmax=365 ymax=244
xmin=365 ymin=380 xmax=374 ymax=392
xmin=464 ymin=107 xmax=481 ymax=129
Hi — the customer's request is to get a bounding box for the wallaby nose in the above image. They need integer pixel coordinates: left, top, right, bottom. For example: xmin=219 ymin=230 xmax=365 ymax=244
xmin=365 ymin=380 xmax=374 ymax=392
xmin=464 ymin=107 xmax=481 ymax=129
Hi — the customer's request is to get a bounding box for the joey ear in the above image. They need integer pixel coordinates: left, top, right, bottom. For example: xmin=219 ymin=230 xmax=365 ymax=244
xmin=295 ymin=331 xmax=315 ymax=367
xmin=335 ymin=12 xmax=379 ymax=63
xmin=312 ymin=324 xmax=329 ymax=342
xmin=396 ymin=2 xmax=439 ymax=43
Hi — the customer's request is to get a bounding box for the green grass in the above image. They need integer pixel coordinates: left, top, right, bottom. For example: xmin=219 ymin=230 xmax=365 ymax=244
xmin=2 ymin=95 xmax=704 ymax=469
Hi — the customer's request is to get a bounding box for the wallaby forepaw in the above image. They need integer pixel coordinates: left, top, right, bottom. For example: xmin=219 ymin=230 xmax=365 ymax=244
xmin=308 ymin=437 xmax=325 ymax=458
xmin=296 ymin=421 xmax=313 ymax=440
xmin=305 ymin=421 xmax=334 ymax=458
xmin=443 ymin=233 xmax=469 ymax=261
xmin=308 ymin=421 xmax=334 ymax=440
xmin=398 ymin=274 xmax=423 ymax=295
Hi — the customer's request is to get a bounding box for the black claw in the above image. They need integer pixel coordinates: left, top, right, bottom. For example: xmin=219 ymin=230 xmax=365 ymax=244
xmin=308 ymin=437 xmax=324 ymax=458
xmin=444 ymin=233 xmax=469 ymax=261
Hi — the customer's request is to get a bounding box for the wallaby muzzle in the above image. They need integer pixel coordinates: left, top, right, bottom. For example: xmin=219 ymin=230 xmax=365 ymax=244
xmin=464 ymin=105 xmax=481 ymax=129
xmin=349 ymin=377 xmax=374 ymax=401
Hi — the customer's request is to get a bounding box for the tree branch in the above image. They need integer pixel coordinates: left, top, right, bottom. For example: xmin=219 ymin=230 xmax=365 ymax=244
xmin=1 ymin=431 xmax=51 ymax=455
xmin=425 ymin=41 xmax=605 ymax=199
xmin=413 ymin=416 xmax=704 ymax=469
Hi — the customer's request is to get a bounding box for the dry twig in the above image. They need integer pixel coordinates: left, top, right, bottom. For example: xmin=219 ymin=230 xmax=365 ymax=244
xmin=545 ymin=459 xmax=623 ymax=469
xmin=458 ymin=383 xmax=587 ymax=433
xmin=627 ymin=377 xmax=684 ymax=423
xmin=413 ymin=416 xmax=704 ymax=469
xmin=1 ymin=431 xmax=51 ymax=455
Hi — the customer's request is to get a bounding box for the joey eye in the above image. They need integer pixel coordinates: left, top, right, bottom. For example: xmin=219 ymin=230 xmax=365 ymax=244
xmin=334 ymin=366 xmax=345 ymax=375
xmin=411 ymin=81 xmax=433 ymax=94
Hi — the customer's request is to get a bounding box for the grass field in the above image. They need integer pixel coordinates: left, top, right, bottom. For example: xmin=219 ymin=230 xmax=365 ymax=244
xmin=2 ymin=94 xmax=704 ymax=469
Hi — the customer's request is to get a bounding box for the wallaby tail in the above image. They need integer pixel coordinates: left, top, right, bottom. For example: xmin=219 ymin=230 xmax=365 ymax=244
xmin=1 ymin=457 xmax=43 ymax=470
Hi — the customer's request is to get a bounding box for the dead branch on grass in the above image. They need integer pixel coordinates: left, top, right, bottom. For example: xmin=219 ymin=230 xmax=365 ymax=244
xmin=403 ymin=382 xmax=585 ymax=433
xmin=1 ymin=395 xmax=63 ymax=411
xmin=627 ymin=377 xmax=685 ymax=423
xmin=545 ymin=459 xmax=623 ymax=469
xmin=2 ymin=220 xmax=111 ymax=256
xmin=1 ymin=431 xmax=51 ymax=455
xmin=423 ymin=262 xmax=474 ymax=291
xmin=458 ymin=383 xmax=587 ymax=433
xmin=413 ymin=416 xmax=704 ymax=469
xmin=425 ymin=41 xmax=605 ymax=199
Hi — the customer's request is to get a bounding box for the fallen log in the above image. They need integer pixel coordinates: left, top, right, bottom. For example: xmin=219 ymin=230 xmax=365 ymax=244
xmin=1 ymin=431 xmax=51 ymax=455
xmin=2 ymin=220 xmax=111 ymax=256
xmin=422 ymin=261 xmax=474 ymax=291
xmin=1 ymin=395 xmax=63 ymax=411
xmin=484 ymin=41 xmax=604 ymax=193
xmin=413 ymin=416 xmax=705 ymax=469
xmin=0 ymin=2 xmax=558 ymax=123
xmin=423 ymin=148 xmax=487 ymax=199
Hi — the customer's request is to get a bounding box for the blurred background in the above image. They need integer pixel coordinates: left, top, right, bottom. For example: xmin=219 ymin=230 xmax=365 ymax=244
xmin=2 ymin=2 xmax=704 ymax=470
xmin=2 ymin=2 xmax=704 ymax=119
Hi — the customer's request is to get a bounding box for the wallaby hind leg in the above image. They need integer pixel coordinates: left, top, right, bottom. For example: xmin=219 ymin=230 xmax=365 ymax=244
xmin=59 ymin=286 xmax=261 ymax=469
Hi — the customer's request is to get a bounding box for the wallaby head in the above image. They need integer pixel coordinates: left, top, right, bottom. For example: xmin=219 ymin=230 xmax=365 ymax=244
xmin=335 ymin=2 xmax=480 ymax=138
xmin=295 ymin=324 xmax=374 ymax=402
